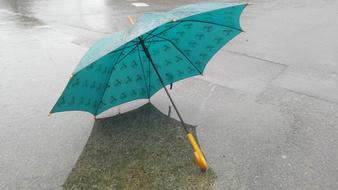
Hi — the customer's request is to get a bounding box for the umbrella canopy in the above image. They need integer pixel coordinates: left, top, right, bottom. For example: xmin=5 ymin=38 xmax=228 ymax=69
xmin=50 ymin=2 xmax=247 ymax=116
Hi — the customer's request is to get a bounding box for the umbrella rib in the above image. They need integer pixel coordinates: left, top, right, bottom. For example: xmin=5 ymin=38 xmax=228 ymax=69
xmin=144 ymin=22 xmax=183 ymax=41
xmin=144 ymin=39 xmax=167 ymax=43
xmin=176 ymin=19 xmax=242 ymax=32
xmin=143 ymin=27 xmax=159 ymax=41
xmin=95 ymin=43 xmax=139 ymax=115
xmin=114 ymin=43 xmax=139 ymax=65
xmin=108 ymin=41 xmax=138 ymax=55
xmin=93 ymin=50 xmax=124 ymax=115
xmin=137 ymin=44 xmax=150 ymax=98
xmin=146 ymin=34 xmax=202 ymax=75
xmin=145 ymin=19 xmax=241 ymax=42
xmin=143 ymin=39 xmax=155 ymax=95
xmin=143 ymin=39 xmax=152 ymax=93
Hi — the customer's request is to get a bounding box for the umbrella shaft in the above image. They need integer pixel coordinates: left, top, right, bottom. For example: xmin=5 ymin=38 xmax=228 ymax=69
xmin=138 ymin=37 xmax=188 ymax=133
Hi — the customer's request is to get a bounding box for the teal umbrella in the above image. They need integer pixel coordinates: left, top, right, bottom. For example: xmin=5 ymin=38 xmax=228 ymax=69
xmin=51 ymin=2 xmax=247 ymax=171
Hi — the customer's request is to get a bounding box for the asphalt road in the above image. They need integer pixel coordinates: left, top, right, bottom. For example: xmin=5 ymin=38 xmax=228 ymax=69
xmin=0 ymin=0 xmax=338 ymax=189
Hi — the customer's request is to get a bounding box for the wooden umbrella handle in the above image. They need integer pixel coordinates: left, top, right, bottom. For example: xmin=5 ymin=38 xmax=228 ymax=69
xmin=187 ymin=132 xmax=208 ymax=172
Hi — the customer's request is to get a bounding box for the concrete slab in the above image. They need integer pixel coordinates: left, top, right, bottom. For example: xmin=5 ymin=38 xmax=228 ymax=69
xmin=205 ymin=50 xmax=287 ymax=95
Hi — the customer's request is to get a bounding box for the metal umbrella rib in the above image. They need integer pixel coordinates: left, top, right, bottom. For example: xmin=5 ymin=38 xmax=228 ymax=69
xmin=138 ymin=36 xmax=189 ymax=133
xmin=95 ymin=43 xmax=139 ymax=115
xmin=136 ymin=44 xmax=150 ymax=98
xmin=145 ymin=33 xmax=203 ymax=75
xmin=175 ymin=20 xmax=243 ymax=32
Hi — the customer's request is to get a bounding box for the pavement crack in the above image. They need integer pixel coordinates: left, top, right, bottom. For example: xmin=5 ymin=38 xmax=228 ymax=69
xmin=284 ymin=88 xmax=338 ymax=106
xmin=270 ymin=65 xmax=288 ymax=81
xmin=226 ymin=50 xmax=288 ymax=67
xmin=200 ymin=84 xmax=217 ymax=111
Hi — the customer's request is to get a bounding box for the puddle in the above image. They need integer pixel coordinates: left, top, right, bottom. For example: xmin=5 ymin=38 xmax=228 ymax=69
xmin=63 ymin=103 xmax=216 ymax=189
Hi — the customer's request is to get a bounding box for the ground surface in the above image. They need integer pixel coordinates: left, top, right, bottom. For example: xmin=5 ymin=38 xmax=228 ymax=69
xmin=64 ymin=104 xmax=216 ymax=190
xmin=0 ymin=0 xmax=338 ymax=189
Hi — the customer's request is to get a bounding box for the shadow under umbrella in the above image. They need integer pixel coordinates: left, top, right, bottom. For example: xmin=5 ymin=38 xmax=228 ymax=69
xmin=63 ymin=103 xmax=216 ymax=190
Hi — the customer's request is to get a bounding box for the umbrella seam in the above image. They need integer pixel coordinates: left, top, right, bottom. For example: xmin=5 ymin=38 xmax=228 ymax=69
xmin=143 ymin=22 xmax=183 ymax=41
xmin=137 ymin=44 xmax=150 ymax=99
xmin=107 ymin=41 xmax=138 ymax=55
xmin=143 ymin=27 xmax=160 ymax=41
xmin=176 ymin=19 xmax=242 ymax=32
xmin=146 ymin=33 xmax=203 ymax=75
xmin=95 ymin=43 xmax=139 ymax=115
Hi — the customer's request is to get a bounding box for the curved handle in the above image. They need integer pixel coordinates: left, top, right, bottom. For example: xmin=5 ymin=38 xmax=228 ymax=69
xmin=187 ymin=132 xmax=208 ymax=172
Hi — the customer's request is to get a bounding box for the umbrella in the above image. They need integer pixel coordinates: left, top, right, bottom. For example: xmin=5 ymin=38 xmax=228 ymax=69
xmin=50 ymin=2 xmax=247 ymax=171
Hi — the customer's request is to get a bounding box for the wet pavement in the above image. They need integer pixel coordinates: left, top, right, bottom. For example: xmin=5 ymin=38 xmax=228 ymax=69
xmin=64 ymin=104 xmax=216 ymax=190
xmin=1 ymin=0 xmax=338 ymax=189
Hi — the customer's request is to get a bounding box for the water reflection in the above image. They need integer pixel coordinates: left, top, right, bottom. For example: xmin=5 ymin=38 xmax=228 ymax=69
xmin=1 ymin=0 xmax=33 ymax=15
xmin=0 ymin=0 xmax=45 ymax=28
xmin=63 ymin=103 xmax=216 ymax=189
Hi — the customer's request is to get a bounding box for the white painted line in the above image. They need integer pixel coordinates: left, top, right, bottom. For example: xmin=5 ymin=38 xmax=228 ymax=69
xmin=132 ymin=2 xmax=149 ymax=7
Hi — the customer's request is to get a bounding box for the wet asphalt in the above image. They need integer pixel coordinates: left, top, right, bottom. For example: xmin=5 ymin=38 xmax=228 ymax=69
xmin=1 ymin=0 xmax=338 ymax=189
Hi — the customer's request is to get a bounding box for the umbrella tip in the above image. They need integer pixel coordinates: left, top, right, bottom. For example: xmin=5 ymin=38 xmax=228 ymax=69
xmin=128 ymin=16 xmax=135 ymax=25
xmin=48 ymin=112 xmax=52 ymax=117
xmin=245 ymin=3 xmax=253 ymax=6
xmin=70 ymin=74 xmax=73 ymax=78
xmin=172 ymin=18 xmax=176 ymax=22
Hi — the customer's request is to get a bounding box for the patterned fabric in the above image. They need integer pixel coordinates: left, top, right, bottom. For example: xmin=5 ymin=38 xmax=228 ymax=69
xmin=51 ymin=2 xmax=247 ymax=116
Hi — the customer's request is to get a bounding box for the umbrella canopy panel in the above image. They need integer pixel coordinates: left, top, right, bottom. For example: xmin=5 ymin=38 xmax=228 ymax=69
xmin=51 ymin=3 xmax=246 ymax=116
